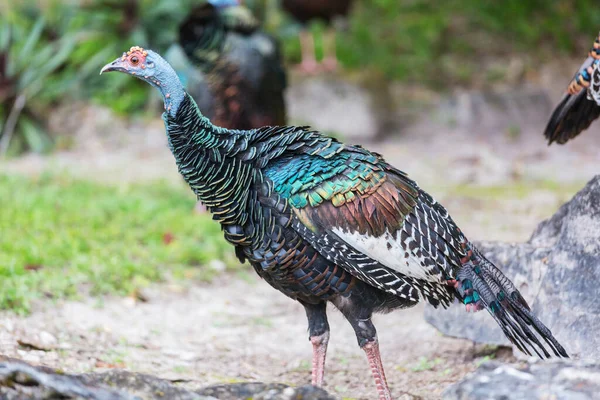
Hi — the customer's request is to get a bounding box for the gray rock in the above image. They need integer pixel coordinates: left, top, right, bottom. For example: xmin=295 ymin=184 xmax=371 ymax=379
xmin=434 ymin=88 xmax=553 ymax=134
xmin=198 ymin=383 xmax=334 ymax=400
xmin=0 ymin=358 xmax=137 ymax=400
xmin=444 ymin=360 xmax=600 ymax=400
xmin=425 ymin=176 xmax=600 ymax=359
xmin=78 ymin=369 xmax=211 ymax=400
xmin=0 ymin=357 xmax=334 ymax=399
xmin=286 ymin=75 xmax=394 ymax=141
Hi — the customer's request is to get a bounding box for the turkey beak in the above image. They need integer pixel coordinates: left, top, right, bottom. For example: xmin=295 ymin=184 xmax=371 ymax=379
xmin=100 ymin=58 xmax=126 ymax=75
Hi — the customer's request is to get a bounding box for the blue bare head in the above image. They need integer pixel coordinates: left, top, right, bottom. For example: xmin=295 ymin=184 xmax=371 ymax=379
xmin=100 ymin=46 xmax=185 ymax=117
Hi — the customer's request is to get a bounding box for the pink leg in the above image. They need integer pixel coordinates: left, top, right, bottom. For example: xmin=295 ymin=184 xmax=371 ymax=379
xmin=363 ymin=339 xmax=392 ymax=400
xmin=298 ymin=30 xmax=319 ymax=74
xmin=310 ymin=331 xmax=329 ymax=386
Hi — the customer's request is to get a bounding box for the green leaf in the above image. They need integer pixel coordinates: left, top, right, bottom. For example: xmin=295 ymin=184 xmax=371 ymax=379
xmin=17 ymin=16 xmax=45 ymax=66
xmin=26 ymin=36 xmax=76 ymax=98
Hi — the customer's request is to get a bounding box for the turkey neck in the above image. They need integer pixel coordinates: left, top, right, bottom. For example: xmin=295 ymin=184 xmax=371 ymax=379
xmin=164 ymin=94 xmax=254 ymax=228
xmin=157 ymin=44 xmax=255 ymax=228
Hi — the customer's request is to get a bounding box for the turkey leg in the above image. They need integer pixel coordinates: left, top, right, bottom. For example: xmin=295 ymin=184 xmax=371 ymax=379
xmin=363 ymin=338 xmax=392 ymax=400
xmin=303 ymin=302 xmax=330 ymax=386
xmin=298 ymin=30 xmax=319 ymax=74
xmin=347 ymin=315 xmax=393 ymax=400
xmin=310 ymin=331 xmax=329 ymax=386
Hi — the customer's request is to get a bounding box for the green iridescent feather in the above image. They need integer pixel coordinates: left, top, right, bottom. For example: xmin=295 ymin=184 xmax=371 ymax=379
xmin=264 ymin=147 xmax=387 ymax=209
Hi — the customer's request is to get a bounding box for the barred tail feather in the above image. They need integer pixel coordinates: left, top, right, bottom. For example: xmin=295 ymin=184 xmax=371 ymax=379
xmin=456 ymin=246 xmax=568 ymax=359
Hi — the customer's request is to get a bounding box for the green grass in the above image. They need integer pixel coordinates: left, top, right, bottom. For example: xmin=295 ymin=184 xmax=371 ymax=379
xmin=0 ymin=173 xmax=237 ymax=314
xmin=410 ymin=356 xmax=444 ymax=372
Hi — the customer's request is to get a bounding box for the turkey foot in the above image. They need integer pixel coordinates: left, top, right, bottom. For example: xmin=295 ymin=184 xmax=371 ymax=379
xmin=363 ymin=339 xmax=392 ymax=400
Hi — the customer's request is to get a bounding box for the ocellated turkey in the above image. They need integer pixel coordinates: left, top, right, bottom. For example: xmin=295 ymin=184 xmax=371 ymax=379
xmin=102 ymin=47 xmax=568 ymax=400
xmin=545 ymin=31 xmax=600 ymax=144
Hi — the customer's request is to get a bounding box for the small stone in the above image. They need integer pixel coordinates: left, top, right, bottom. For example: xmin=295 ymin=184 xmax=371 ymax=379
xmin=39 ymin=331 xmax=57 ymax=347
xmin=17 ymin=331 xmax=57 ymax=351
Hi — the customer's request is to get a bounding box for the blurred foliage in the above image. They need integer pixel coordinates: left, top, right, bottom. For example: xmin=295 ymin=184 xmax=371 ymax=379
xmin=0 ymin=173 xmax=236 ymax=314
xmin=0 ymin=2 xmax=77 ymax=156
xmin=2 ymin=0 xmax=600 ymax=155
xmin=280 ymin=0 xmax=600 ymax=85
xmin=66 ymin=0 xmax=199 ymax=114
xmin=0 ymin=0 xmax=200 ymax=155
xmin=351 ymin=0 xmax=600 ymax=84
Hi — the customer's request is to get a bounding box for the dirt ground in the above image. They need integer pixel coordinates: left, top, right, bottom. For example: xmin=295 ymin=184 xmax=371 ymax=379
xmin=1 ymin=82 xmax=599 ymax=399
xmin=0 ymin=277 xmax=515 ymax=400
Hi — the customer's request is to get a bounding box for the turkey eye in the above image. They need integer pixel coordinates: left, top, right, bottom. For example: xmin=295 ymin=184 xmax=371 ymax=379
xmin=131 ymin=56 xmax=139 ymax=65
